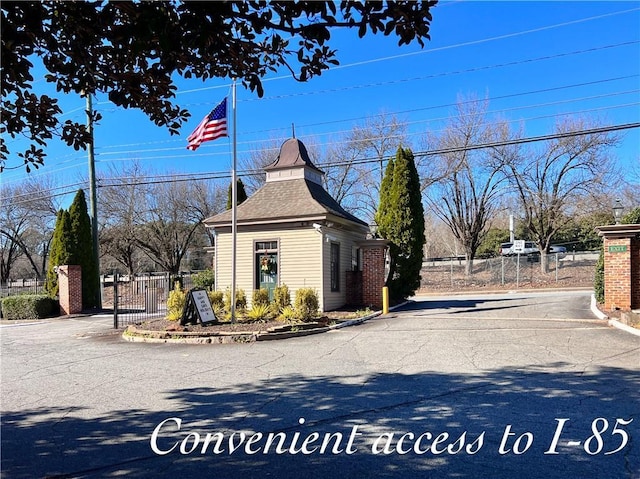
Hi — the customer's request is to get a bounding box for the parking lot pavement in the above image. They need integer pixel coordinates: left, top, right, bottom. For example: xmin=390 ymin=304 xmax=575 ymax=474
xmin=1 ymin=290 xmax=638 ymax=478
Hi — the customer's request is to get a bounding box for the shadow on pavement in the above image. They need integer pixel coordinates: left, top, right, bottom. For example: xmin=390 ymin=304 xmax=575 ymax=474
xmin=2 ymin=364 xmax=638 ymax=478
xmin=398 ymin=298 xmax=525 ymax=313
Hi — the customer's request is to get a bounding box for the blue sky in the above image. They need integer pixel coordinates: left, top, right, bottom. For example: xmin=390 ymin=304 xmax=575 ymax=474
xmin=2 ymin=1 xmax=639 ymax=202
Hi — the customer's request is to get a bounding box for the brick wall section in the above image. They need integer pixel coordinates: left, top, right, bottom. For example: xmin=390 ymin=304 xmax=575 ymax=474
xmin=362 ymin=245 xmax=386 ymax=309
xmin=603 ymin=238 xmax=630 ymax=310
xmin=597 ymin=224 xmax=640 ymax=311
xmin=345 ymin=270 xmax=362 ymax=306
xmin=58 ymin=265 xmax=82 ymax=315
xmin=632 ymin=237 xmax=640 ymax=309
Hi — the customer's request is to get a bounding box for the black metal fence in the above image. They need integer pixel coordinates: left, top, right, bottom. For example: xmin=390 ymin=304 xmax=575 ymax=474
xmin=0 ymin=279 xmax=47 ymax=298
xmin=106 ymin=273 xmax=194 ymax=329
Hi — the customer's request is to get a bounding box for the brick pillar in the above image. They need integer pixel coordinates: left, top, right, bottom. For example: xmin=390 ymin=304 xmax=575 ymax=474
xmin=603 ymin=237 xmax=631 ymax=310
xmin=58 ymin=265 xmax=82 ymax=315
xmin=359 ymin=240 xmax=389 ymax=309
xmin=596 ymin=224 xmax=640 ymax=311
xmin=632 ymin=236 xmax=640 ymax=309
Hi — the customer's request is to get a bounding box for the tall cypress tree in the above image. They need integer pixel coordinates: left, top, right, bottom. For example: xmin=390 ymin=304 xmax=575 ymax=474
xmin=375 ymin=157 xmax=395 ymax=233
xmin=375 ymin=147 xmax=425 ymax=300
xmin=226 ymin=178 xmax=248 ymax=210
xmin=46 ymin=209 xmax=73 ymax=297
xmin=69 ymin=189 xmax=99 ymax=309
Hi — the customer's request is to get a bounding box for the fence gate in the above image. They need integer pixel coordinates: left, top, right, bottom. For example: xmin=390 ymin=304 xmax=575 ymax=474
xmin=112 ymin=272 xmax=172 ymax=329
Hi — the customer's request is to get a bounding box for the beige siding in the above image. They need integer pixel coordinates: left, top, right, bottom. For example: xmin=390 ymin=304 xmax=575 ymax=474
xmin=215 ymin=225 xmax=365 ymax=311
xmin=215 ymin=227 xmax=323 ymax=307
xmin=279 ymin=229 xmax=323 ymax=302
xmin=214 ymin=231 xmax=256 ymax=300
xmin=322 ymin=228 xmax=366 ymax=311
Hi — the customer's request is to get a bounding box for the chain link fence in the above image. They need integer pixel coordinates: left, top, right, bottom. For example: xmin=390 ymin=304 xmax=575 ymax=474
xmin=420 ymin=251 xmax=598 ymax=293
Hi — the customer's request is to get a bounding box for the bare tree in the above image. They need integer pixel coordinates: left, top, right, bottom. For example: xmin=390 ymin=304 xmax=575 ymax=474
xmin=321 ymin=141 xmax=374 ymax=218
xmin=239 ymin=138 xmax=283 ymax=194
xmin=504 ymin=117 xmax=619 ymax=272
xmin=0 ymin=177 xmax=59 ymax=281
xmin=425 ymin=97 xmax=512 ymax=276
xmin=136 ymin=179 xmax=223 ymax=275
xmin=342 ymin=113 xmax=409 ymax=219
xmin=182 ymin=180 xmax=226 ymax=248
xmin=98 ymin=162 xmax=150 ymax=276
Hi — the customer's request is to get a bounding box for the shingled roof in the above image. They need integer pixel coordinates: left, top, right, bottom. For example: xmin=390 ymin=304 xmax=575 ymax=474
xmin=203 ymin=138 xmax=367 ymax=228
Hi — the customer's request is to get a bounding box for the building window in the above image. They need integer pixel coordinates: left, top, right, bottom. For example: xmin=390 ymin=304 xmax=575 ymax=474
xmin=330 ymin=242 xmax=340 ymax=292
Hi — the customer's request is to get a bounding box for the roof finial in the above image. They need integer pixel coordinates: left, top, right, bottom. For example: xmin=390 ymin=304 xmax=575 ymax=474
xmin=292 ymin=122 xmax=296 ymax=138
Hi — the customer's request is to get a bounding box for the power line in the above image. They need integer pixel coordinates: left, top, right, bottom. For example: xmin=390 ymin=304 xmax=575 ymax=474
xmin=3 ymin=12 xmax=637 ymax=179
xmin=172 ymin=8 xmax=640 ymax=96
xmin=6 ymin=121 xmax=638 ymax=206
xmin=96 ymin=122 xmax=640 ymax=188
xmin=10 ymin=39 xmax=630 ymax=169
xmin=90 ymin=99 xmax=640 ymax=165
xmin=244 ymin=41 xmax=640 ymax=104
xmin=85 ymin=76 xmax=638 ymax=161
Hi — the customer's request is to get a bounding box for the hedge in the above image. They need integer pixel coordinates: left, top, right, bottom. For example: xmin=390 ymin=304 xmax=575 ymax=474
xmin=0 ymin=295 xmax=59 ymax=320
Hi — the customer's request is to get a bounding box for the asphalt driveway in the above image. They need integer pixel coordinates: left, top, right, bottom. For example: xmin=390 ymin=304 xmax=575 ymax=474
xmin=1 ymin=290 xmax=638 ymax=478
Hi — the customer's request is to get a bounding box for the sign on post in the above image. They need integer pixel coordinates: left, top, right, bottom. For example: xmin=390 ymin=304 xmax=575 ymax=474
xmin=180 ymin=288 xmax=217 ymax=325
xmin=513 ymin=240 xmax=526 ymax=254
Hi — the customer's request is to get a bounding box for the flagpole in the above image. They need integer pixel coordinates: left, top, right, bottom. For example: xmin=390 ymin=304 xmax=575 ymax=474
xmin=231 ymin=79 xmax=237 ymax=323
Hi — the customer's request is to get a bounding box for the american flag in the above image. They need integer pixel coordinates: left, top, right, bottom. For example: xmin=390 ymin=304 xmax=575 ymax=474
xmin=186 ymin=98 xmax=228 ymax=150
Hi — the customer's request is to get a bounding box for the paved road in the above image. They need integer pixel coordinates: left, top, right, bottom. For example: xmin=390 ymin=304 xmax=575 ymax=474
xmin=1 ymin=290 xmax=639 ymax=478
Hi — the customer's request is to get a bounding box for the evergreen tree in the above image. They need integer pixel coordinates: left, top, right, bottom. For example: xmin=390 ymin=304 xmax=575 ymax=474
xmin=375 ymin=147 xmax=425 ymax=300
xmin=68 ymin=189 xmax=100 ymax=309
xmin=46 ymin=210 xmax=73 ymax=297
xmin=375 ymin=157 xmax=395 ymax=233
xmin=226 ymin=178 xmax=248 ymax=210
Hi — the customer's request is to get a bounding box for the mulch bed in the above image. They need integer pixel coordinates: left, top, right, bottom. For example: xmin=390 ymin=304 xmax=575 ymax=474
xmin=132 ymin=311 xmax=362 ymax=334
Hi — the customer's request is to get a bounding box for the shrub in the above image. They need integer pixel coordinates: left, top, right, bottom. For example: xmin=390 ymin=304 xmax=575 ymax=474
xmin=294 ymin=287 xmax=319 ymax=322
xmin=278 ymin=305 xmax=298 ymax=323
xmin=252 ymin=288 xmax=270 ymax=307
xmin=273 ymin=284 xmax=291 ymax=312
xmin=192 ymin=269 xmax=215 ymax=290
xmin=594 ymin=247 xmax=605 ymax=305
xmin=207 ymin=291 xmax=225 ymax=320
xmin=246 ymin=303 xmax=271 ymax=321
xmin=208 ymin=290 xmax=224 ymax=308
xmin=0 ymin=295 xmax=58 ymax=320
xmin=224 ymin=287 xmax=247 ymax=313
xmin=166 ymin=282 xmax=186 ymax=321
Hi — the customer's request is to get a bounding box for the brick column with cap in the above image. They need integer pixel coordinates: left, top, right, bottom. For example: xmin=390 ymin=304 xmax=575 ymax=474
xmin=58 ymin=265 xmax=83 ymax=315
xmin=358 ymin=239 xmax=388 ymax=310
xmin=596 ymin=224 xmax=640 ymax=311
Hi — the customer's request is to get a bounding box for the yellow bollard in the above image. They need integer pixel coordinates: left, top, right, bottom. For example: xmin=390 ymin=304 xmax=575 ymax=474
xmin=382 ymin=286 xmax=389 ymax=314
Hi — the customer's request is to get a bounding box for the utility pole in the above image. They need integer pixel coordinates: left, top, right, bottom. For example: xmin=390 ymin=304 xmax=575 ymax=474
xmin=86 ymin=92 xmax=102 ymax=309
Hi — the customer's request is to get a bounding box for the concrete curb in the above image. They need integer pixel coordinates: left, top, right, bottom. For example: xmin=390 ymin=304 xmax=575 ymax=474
xmin=608 ymin=319 xmax=640 ymax=337
xmin=327 ymin=300 xmax=410 ymax=330
xmin=328 ymin=311 xmax=380 ymax=330
xmin=590 ymin=294 xmax=609 ymax=320
xmin=590 ymin=294 xmax=640 ymax=337
xmin=123 ymin=302 xmax=406 ymax=343
xmin=417 ymin=287 xmax=593 ymax=297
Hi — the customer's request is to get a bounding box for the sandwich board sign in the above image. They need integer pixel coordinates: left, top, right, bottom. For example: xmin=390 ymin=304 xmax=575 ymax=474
xmin=513 ymin=240 xmax=525 ymax=254
xmin=180 ymin=288 xmax=217 ymax=325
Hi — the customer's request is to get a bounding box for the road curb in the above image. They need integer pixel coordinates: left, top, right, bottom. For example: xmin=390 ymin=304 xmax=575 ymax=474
xmin=590 ymin=294 xmax=609 ymax=320
xmin=607 ymin=319 xmax=640 ymax=337
xmin=590 ymin=294 xmax=640 ymax=337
